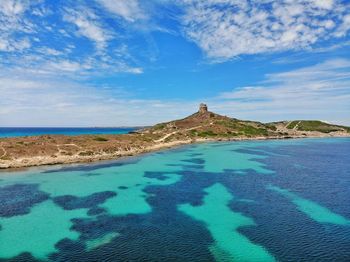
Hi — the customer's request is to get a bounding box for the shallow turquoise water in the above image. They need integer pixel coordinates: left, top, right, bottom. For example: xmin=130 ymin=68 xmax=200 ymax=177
xmin=0 ymin=138 xmax=349 ymax=261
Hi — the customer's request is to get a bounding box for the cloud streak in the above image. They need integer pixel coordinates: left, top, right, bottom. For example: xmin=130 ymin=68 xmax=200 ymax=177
xmin=63 ymin=7 xmax=111 ymax=50
xmin=180 ymin=0 xmax=350 ymax=61
xmin=1 ymin=58 xmax=349 ymax=126
xmin=214 ymin=58 xmax=350 ymax=125
xmin=97 ymin=0 xmax=147 ymax=22
xmin=0 ymin=1 xmax=146 ymax=77
xmin=0 ymin=71 xmax=196 ymax=127
xmin=0 ymin=0 xmax=34 ymax=52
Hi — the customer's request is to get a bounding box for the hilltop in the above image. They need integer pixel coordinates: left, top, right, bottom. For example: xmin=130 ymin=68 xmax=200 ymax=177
xmin=141 ymin=104 xmax=349 ymax=141
xmin=0 ymin=104 xmax=349 ymax=169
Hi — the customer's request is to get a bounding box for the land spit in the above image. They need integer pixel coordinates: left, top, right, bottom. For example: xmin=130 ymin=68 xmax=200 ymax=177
xmin=1 ymin=104 xmax=349 ymax=169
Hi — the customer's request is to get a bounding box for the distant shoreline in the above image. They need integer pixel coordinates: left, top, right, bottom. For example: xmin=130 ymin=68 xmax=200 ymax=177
xmin=0 ymin=127 xmax=142 ymax=139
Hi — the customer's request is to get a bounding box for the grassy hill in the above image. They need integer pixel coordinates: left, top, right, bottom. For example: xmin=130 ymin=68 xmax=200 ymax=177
xmin=285 ymin=120 xmax=350 ymax=133
xmin=142 ymin=106 xmax=350 ymax=142
xmin=144 ymin=111 xmax=271 ymax=140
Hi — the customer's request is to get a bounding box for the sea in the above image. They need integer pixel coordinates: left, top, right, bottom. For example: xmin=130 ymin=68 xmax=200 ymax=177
xmin=0 ymin=127 xmax=137 ymax=138
xmin=0 ymin=138 xmax=349 ymax=261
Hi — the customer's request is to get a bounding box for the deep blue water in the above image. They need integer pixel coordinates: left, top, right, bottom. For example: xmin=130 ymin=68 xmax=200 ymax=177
xmin=0 ymin=127 xmax=138 ymax=138
xmin=0 ymin=138 xmax=349 ymax=261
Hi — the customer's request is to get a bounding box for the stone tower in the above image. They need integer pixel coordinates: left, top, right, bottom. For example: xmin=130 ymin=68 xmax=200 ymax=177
xmin=199 ymin=103 xmax=208 ymax=113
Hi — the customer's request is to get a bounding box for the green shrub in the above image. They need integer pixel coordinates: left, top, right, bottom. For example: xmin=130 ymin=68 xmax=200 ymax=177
xmin=79 ymin=151 xmax=94 ymax=156
xmin=215 ymin=120 xmax=238 ymax=129
xmin=153 ymin=123 xmax=166 ymax=130
xmin=266 ymin=125 xmax=277 ymax=131
xmin=295 ymin=121 xmax=344 ymax=133
xmin=286 ymin=121 xmax=298 ymax=129
xmin=197 ymin=130 xmax=217 ymax=137
xmin=93 ymin=136 xmax=109 ymax=142
xmin=240 ymin=126 xmax=268 ymax=136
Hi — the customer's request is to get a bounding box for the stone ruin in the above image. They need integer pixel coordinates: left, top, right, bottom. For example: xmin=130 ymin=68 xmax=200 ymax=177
xmin=199 ymin=103 xmax=208 ymax=113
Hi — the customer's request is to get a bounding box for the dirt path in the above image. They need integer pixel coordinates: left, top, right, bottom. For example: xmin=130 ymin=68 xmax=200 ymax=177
xmin=293 ymin=121 xmax=301 ymax=131
xmin=154 ymin=125 xmax=202 ymax=143
xmin=285 ymin=121 xmax=301 ymax=131
xmin=0 ymin=143 xmax=6 ymax=159
xmin=285 ymin=121 xmax=292 ymax=129
xmin=56 ymin=143 xmax=82 ymax=155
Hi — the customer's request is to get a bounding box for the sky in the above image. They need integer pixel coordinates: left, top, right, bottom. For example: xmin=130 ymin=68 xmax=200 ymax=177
xmin=0 ymin=0 xmax=350 ymax=127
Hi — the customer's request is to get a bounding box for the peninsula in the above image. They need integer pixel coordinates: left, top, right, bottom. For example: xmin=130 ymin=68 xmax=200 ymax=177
xmin=1 ymin=104 xmax=349 ymax=169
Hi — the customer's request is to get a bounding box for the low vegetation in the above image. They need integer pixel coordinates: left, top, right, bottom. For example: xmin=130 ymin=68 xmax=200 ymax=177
xmin=287 ymin=120 xmax=347 ymax=133
xmin=79 ymin=151 xmax=94 ymax=156
xmin=153 ymin=123 xmax=166 ymax=130
xmin=93 ymin=136 xmax=109 ymax=142
xmin=239 ymin=126 xmax=269 ymax=136
xmin=197 ymin=130 xmax=218 ymax=137
xmin=265 ymin=124 xmax=277 ymax=131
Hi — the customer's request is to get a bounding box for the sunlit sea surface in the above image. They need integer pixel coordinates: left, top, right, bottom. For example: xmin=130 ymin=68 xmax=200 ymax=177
xmin=0 ymin=127 xmax=137 ymax=138
xmin=0 ymin=138 xmax=349 ymax=261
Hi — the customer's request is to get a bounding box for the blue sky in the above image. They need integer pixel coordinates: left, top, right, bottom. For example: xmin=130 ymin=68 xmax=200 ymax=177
xmin=0 ymin=0 xmax=350 ymax=126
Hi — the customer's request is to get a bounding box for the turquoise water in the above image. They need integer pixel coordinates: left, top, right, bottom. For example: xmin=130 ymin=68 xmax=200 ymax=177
xmin=0 ymin=127 xmax=137 ymax=138
xmin=0 ymin=138 xmax=349 ymax=261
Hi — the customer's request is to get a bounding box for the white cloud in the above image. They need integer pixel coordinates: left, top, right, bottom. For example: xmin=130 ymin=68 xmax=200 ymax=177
xmin=97 ymin=0 xmax=147 ymax=22
xmin=48 ymin=60 xmax=85 ymax=72
xmin=0 ymin=1 xmax=145 ymax=76
xmin=37 ymin=47 xmax=63 ymax=56
xmin=0 ymin=74 xmax=196 ymax=127
xmin=0 ymin=37 xmax=31 ymax=51
xmin=0 ymin=55 xmax=143 ymax=78
xmin=312 ymin=0 xmax=334 ymax=10
xmin=0 ymin=0 xmax=34 ymax=52
xmin=1 ymin=58 xmax=349 ymax=127
xmin=179 ymin=0 xmax=350 ymax=61
xmin=335 ymin=14 xmax=350 ymax=37
xmin=63 ymin=7 xmax=111 ymax=50
xmin=214 ymin=58 xmax=350 ymax=124
xmin=31 ymin=5 xmax=51 ymax=17
xmin=0 ymin=0 xmax=28 ymax=16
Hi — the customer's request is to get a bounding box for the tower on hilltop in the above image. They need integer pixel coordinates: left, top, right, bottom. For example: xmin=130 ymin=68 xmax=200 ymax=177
xmin=199 ymin=103 xmax=208 ymax=113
